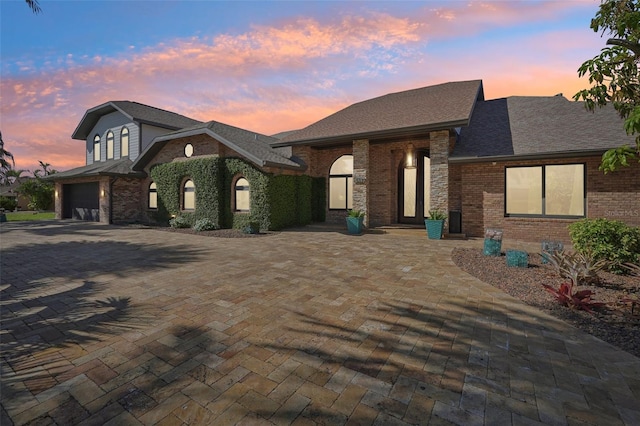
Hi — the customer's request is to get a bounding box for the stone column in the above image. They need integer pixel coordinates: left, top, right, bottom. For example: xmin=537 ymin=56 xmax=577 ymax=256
xmin=99 ymin=177 xmax=110 ymax=224
xmin=429 ymin=130 xmax=449 ymax=217
xmin=352 ymin=139 xmax=370 ymax=227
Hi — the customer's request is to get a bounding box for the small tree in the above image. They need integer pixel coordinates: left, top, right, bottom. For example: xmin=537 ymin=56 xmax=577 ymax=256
xmin=17 ymin=161 xmax=56 ymax=211
xmin=0 ymin=131 xmax=15 ymax=185
xmin=574 ymin=0 xmax=640 ymax=173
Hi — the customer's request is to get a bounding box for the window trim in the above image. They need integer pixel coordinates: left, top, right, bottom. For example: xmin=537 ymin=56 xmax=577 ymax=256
xmin=182 ymin=179 xmax=195 ymax=211
xmin=93 ymin=134 xmax=101 ymax=162
xmin=504 ymin=163 xmax=586 ymax=218
xmin=148 ymin=181 xmax=157 ymax=210
xmin=233 ymin=176 xmax=250 ymax=212
xmin=120 ymin=127 xmax=129 ymax=158
xmin=329 ymin=155 xmax=354 ymax=211
xmin=106 ymin=130 xmax=114 ymax=160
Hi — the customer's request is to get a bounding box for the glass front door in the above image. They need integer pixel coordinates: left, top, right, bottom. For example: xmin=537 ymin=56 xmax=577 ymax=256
xmin=399 ymin=155 xmax=430 ymax=224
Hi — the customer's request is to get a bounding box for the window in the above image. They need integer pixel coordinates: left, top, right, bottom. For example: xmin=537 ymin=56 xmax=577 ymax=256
xmin=121 ymin=127 xmax=129 ymax=158
xmin=184 ymin=143 xmax=194 ymax=157
xmin=505 ymin=164 xmax=585 ymax=217
xmin=183 ymin=179 xmax=195 ymax=210
xmin=106 ymin=131 xmax=114 ymax=159
xmin=234 ymin=177 xmax=250 ymax=211
xmin=329 ymin=155 xmax=353 ymax=210
xmin=148 ymin=182 xmax=157 ymax=209
xmin=93 ymin=135 xmax=100 ymax=162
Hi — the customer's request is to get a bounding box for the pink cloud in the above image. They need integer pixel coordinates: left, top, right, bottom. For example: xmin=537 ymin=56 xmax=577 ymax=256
xmin=1 ymin=1 xmax=603 ymax=173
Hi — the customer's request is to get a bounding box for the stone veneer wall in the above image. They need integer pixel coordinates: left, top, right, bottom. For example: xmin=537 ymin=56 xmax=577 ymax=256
xmin=352 ymin=139 xmax=369 ymax=226
xmin=429 ymin=130 xmax=450 ymax=215
xmin=450 ymin=156 xmax=640 ymax=243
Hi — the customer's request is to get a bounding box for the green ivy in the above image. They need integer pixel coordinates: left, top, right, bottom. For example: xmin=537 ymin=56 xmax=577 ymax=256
xmin=150 ymin=156 xmax=323 ymax=231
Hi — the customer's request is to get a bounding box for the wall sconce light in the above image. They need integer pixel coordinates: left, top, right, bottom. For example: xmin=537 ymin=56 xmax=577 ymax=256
xmin=54 ymin=190 xmax=58 ymax=198
xmin=405 ymin=143 xmax=417 ymax=169
xmin=101 ymin=189 xmax=105 ymax=198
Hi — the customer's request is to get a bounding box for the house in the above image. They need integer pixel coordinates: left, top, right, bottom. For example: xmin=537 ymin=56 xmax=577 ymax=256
xmin=51 ymin=80 xmax=640 ymax=242
xmin=0 ymin=178 xmax=31 ymax=210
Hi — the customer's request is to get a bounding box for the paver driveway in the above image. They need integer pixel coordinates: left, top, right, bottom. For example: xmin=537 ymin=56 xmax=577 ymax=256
xmin=1 ymin=221 xmax=639 ymax=425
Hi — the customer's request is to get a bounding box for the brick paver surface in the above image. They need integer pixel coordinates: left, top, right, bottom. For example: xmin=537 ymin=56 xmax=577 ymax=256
xmin=1 ymin=221 xmax=639 ymax=425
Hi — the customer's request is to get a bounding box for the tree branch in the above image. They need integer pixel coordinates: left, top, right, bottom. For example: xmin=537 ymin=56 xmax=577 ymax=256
xmin=607 ymin=38 xmax=640 ymax=56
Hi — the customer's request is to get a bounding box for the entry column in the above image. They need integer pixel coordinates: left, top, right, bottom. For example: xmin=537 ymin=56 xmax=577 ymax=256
xmin=352 ymin=139 xmax=370 ymax=227
xmin=429 ymin=130 xmax=449 ymax=215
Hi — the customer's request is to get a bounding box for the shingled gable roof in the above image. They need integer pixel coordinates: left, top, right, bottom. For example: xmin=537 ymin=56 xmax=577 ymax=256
xmin=132 ymin=120 xmax=303 ymax=171
xmin=45 ymin=158 xmax=145 ymax=180
xmin=274 ymin=80 xmax=484 ymax=146
xmin=72 ymin=101 xmax=201 ymax=140
xmin=452 ymin=95 xmax=636 ymax=162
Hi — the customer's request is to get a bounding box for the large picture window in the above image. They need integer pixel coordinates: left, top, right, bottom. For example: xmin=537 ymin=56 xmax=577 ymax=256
xmin=183 ymin=179 xmax=195 ymax=210
xmin=505 ymin=164 xmax=585 ymax=217
xmin=106 ymin=131 xmax=114 ymax=160
xmin=329 ymin=155 xmax=353 ymax=210
xmin=93 ymin=134 xmax=100 ymax=162
xmin=120 ymin=127 xmax=129 ymax=158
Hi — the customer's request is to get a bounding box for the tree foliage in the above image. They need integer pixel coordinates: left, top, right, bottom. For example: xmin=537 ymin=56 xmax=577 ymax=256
xmin=17 ymin=160 xmax=56 ymax=211
xmin=0 ymin=131 xmax=16 ymax=185
xmin=25 ymin=0 xmax=42 ymax=14
xmin=574 ymin=0 xmax=640 ymax=173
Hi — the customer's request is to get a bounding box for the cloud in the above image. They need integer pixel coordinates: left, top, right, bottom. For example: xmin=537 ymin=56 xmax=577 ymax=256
xmin=0 ymin=1 xmax=601 ymax=172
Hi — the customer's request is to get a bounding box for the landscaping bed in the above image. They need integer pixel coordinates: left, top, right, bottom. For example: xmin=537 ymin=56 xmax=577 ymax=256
xmin=452 ymin=247 xmax=640 ymax=358
xmin=156 ymin=226 xmax=276 ymax=238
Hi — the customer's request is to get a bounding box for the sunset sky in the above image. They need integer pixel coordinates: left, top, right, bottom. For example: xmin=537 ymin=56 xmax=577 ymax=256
xmin=1 ymin=0 xmax=607 ymax=174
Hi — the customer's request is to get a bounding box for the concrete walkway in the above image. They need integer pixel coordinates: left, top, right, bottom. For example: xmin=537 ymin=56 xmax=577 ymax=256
xmin=1 ymin=221 xmax=639 ymax=425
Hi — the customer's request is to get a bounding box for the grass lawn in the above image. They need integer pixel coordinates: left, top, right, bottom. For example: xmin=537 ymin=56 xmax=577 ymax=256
xmin=3 ymin=211 xmax=55 ymax=221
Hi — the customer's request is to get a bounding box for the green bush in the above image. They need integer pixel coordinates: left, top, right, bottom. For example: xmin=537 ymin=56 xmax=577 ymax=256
xmin=0 ymin=196 xmax=17 ymax=211
xmin=569 ymin=218 xmax=640 ymax=274
xmin=193 ymin=218 xmax=217 ymax=231
xmin=169 ymin=215 xmax=190 ymax=228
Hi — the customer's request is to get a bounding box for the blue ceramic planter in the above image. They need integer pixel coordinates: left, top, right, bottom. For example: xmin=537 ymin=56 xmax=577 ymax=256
xmin=425 ymin=219 xmax=444 ymax=239
xmin=346 ymin=216 xmax=364 ymax=234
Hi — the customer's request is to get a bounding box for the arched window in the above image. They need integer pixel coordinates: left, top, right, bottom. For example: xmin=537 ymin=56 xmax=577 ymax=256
xmin=120 ymin=127 xmax=129 ymax=158
xmin=329 ymin=155 xmax=353 ymax=210
xmin=234 ymin=177 xmax=250 ymax=212
xmin=93 ymin=135 xmax=101 ymax=162
xmin=148 ymin=182 xmax=157 ymax=209
xmin=106 ymin=130 xmax=114 ymax=159
xmin=183 ymin=179 xmax=195 ymax=210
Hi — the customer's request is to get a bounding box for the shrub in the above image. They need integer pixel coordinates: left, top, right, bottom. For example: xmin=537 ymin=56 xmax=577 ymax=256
xmin=543 ymin=250 xmax=608 ymax=285
xmin=193 ymin=218 xmax=217 ymax=232
xmin=569 ymin=218 xmax=640 ymax=274
xmin=169 ymin=216 xmax=190 ymax=228
xmin=0 ymin=196 xmax=17 ymax=211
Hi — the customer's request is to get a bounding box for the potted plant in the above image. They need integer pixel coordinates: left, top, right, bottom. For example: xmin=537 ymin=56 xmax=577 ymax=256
xmin=425 ymin=209 xmax=447 ymax=240
xmin=346 ymin=210 xmax=365 ymax=234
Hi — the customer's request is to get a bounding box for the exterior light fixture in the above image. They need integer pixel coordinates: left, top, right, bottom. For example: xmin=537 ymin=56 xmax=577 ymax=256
xmin=101 ymin=189 xmax=105 ymax=197
xmin=405 ymin=143 xmax=417 ymax=169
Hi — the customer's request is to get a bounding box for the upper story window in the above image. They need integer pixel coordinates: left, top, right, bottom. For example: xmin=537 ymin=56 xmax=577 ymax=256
xmin=183 ymin=179 xmax=195 ymax=210
xmin=505 ymin=164 xmax=585 ymax=217
xmin=93 ymin=135 xmax=100 ymax=162
xmin=329 ymin=155 xmax=353 ymax=210
xmin=148 ymin=182 xmax=157 ymax=209
xmin=120 ymin=127 xmax=129 ymax=158
xmin=234 ymin=177 xmax=250 ymax=212
xmin=106 ymin=131 xmax=114 ymax=160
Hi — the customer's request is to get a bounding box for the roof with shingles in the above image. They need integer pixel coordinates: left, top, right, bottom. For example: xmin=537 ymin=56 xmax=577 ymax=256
xmin=46 ymin=158 xmax=144 ymax=180
xmin=452 ymin=96 xmax=636 ymax=161
xmin=276 ymin=80 xmax=484 ymax=146
xmin=132 ymin=120 xmax=303 ymax=171
xmin=72 ymin=101 xmax=202 ymax=140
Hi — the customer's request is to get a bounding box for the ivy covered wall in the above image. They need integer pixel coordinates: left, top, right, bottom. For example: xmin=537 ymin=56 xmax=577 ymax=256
xmin=150 ymin=157 xmax=325 ymax=230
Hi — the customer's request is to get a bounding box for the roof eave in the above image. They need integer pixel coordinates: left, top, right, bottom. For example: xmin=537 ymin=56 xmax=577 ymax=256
xmin=273 ymin=120 xmax=468 ymax=147
xmin=449 ymin=148 xmax=609 ymax=164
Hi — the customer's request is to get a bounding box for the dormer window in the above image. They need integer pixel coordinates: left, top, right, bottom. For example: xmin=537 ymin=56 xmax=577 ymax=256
xmin=93 ymin=135 xmax=100 ymax=162
xmin=106 ymin=131 xmax=114 ymax=160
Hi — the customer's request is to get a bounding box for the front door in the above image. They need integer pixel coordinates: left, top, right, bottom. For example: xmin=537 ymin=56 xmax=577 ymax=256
xmin=399 ymin=154 xmax=430 ymax=224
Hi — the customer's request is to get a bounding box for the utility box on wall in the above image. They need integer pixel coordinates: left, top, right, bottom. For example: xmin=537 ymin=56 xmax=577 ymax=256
xmin=449 ymin=210 xmax=461 ymax=234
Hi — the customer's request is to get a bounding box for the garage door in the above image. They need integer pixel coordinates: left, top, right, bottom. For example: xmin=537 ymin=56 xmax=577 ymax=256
xmin=63 ymin=182 xmax=100 ymax=221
